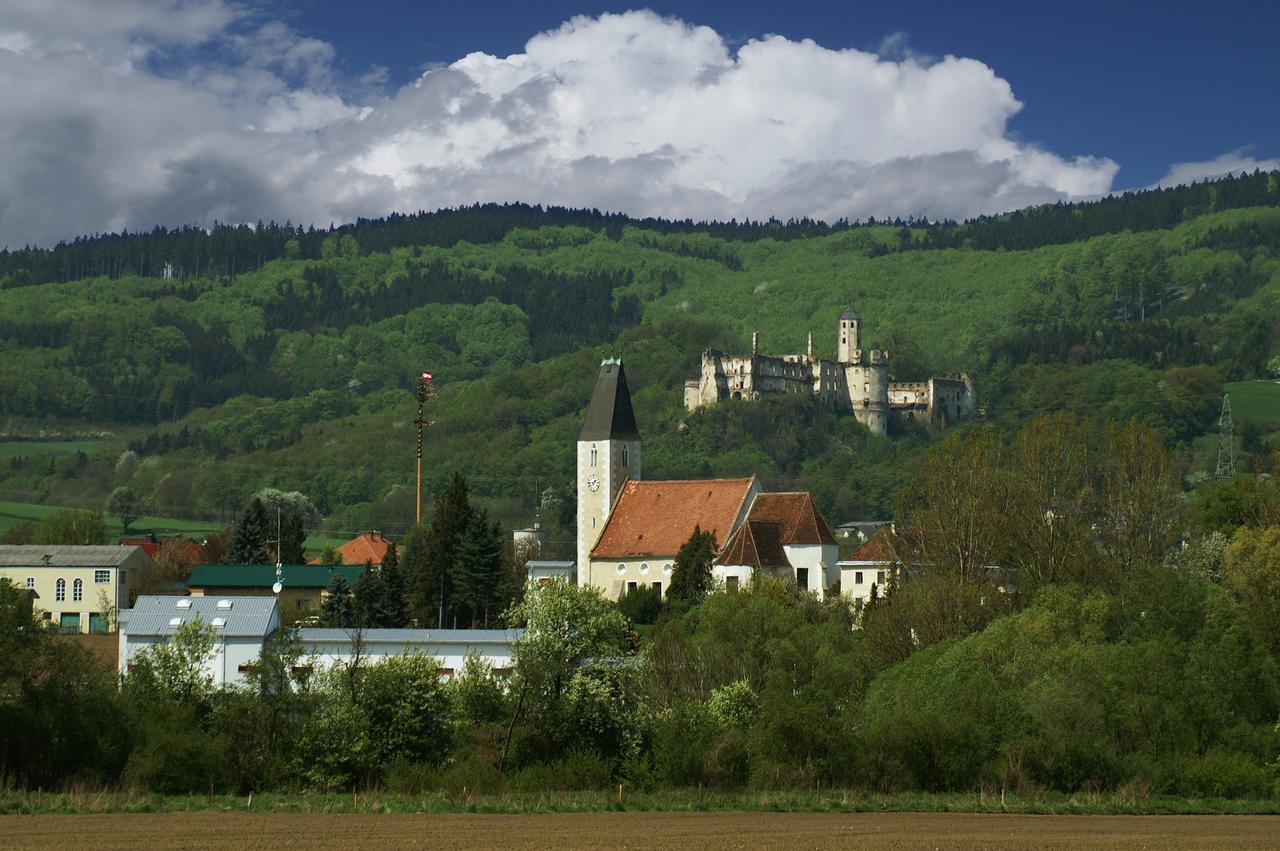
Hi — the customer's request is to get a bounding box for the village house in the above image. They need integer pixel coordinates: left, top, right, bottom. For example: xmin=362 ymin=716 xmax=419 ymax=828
xmin=525 ymin=559 xmax=575 ymax=586
xmin=0 ymin=544 xmax=152 ymax=633
xmin=309 ymin=531 xmax=393 ymax=566
xmin=715 ymin=492 xmax=841 ymax=597
xmin=119 ymin=595 xmax=282 ymax=688
xmin=295 ymin=627 xmax=525 ymax=678
xmin=117 ymin=595 xmax=525 ymax=686
xmin=185 ymin=563 xmax=365 ymax=619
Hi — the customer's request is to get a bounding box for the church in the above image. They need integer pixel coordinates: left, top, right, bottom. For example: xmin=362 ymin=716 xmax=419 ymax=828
xmin=576 ymin=358 xmax=839 ymax=600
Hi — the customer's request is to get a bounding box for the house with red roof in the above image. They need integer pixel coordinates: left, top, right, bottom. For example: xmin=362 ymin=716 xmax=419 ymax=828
xmin=309 ymin=531 xmax=393 ymax=567
xmin=714 ymin=491 xmax=841 ymax=597
xmin=586 ymin=476 xmax=762 ymax=599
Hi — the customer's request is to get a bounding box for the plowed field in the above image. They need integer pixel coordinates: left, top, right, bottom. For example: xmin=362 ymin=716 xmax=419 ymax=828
xmin=3 ymin=811 xmax=1277 ymax=849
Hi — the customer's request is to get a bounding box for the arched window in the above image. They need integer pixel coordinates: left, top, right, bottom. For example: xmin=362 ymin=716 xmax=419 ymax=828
xmin=73 ymin=578 xmax=83 ymax=602
xmin=590 ymin=446 xmax=598 ymax=466
xmin=621 ymin=446 xmax=629 ymax=467
xmin=56 ymin=578 xmax=66 ymax=601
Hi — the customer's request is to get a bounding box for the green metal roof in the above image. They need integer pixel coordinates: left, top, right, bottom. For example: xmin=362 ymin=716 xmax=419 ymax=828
xmin=186 ymin=563 xmax=366 ymax=590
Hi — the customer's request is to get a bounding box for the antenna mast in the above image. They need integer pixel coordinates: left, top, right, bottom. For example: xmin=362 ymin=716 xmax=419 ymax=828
xmin=1215 ymin=394 xmax=1235 ymax=479
xmin=416 ymin=371 xmax=437 ymax=525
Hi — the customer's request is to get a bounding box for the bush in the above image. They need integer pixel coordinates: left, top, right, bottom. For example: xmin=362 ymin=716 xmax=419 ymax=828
xmin=123 ymin=724 xmax=230 ymax=794
xmin=617 ymin=584 xmax=663 ymax=625
xmin=385 ymin=755 xmax=504 ymax=794
xmin=511 ymin=749 xmax=613 ymax=791
xmin=1174 ymin=751 xmax=1271 ymax=798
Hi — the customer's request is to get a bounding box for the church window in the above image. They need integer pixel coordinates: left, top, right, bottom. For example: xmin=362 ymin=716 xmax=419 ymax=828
xmin=617 ymin=564 xmax=626 ymax=574
xmin=56 ymin=578 xmax=66 ymax=601
xmin=639 ymin=562 xmax=649 ymax=574
xmin=592 ymin=518 xmax=596 ymax=528
xmin=622 ymin=446 xmax=629 ymax=467
xmin=590 ymin=446 xmax=597 ymax=466
xmin=73 ymin=578 xmax=83 ymax=602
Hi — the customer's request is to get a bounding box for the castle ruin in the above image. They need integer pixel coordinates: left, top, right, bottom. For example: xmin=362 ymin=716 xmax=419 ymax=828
xmin=683 ymin=308 xmax=976 ymax=436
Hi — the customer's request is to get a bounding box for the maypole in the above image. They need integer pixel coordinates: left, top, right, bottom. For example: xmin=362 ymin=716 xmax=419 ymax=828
xmin=416 ymin=371 xmax=436 ymax=525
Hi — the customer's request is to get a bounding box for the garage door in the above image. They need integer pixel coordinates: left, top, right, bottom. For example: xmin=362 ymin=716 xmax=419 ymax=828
xmin=59 ymin=613 xmax=81 ymax=633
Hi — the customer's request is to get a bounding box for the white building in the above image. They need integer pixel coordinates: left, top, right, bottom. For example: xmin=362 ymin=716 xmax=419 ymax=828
xmin=715 ymin=492 xmax=841 ymax=597
xmin=296 ymin=628 xmax=525 ymax=677
xmin=526 ymin=559 xmax=575 ymax=586
xmin=0 ymin=544 xmax=152 ymax=633
xmin=119 ymin=595 xmax=282 ymax=688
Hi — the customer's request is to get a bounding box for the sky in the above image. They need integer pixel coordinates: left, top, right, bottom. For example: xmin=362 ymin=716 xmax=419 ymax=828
xmin=1 ymin=0 xmax=1277 ymax=248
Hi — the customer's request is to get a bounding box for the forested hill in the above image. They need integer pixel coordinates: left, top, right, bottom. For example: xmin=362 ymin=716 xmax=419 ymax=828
xmin=2 ymin=169 xmax=1278 ymax=285
xmin=2 ymin=171 xmax=1279 ymax=545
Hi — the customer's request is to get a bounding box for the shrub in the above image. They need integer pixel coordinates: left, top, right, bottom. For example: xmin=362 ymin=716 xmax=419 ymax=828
xmin=1174 ymin=751 xmax=1271 ymax=798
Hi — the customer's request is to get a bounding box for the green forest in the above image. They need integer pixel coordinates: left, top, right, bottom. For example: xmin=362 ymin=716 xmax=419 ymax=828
xmin=2 ymin=169 xmax=1279 ymax=550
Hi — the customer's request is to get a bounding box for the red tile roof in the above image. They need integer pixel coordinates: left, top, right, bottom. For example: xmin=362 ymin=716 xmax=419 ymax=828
xmin=848 ymin=528 xmax=915 ymax=563
xmin=716 ymin=519 xmax=790 ymax=568
xmin=309 ymin=532 xmax=393 ymax=566
xmin=747 ymin=492 xmax=838 ymax=546
xmin=591 ymin=477 xmax=758 ymax=559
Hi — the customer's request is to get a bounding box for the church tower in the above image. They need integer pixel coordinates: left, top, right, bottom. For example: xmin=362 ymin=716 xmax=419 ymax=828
xmin=837 ymin=307 xmax=862 ymax=363
xmin=577 ymin=358 xmax=641 ymax=582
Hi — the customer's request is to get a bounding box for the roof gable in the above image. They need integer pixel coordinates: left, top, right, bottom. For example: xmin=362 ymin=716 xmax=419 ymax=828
xmin=579 ymin=360 xmax=640 ymax=441
xmin=716 ymin=519 xmax=790 ymax=568
xmin=591 ymin=477 xmax=757 ymax=559
xmin=747 ymin=492 xmax=837 ymax=546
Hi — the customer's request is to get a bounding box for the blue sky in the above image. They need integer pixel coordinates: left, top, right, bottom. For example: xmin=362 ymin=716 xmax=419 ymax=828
xmin=286 ymin=0 xmax=1279 ymax=189
xmin=0 ymin=1 xmax=1276 ymax=247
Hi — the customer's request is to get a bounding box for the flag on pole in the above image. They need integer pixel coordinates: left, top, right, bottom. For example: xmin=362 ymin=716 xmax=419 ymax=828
xmin=421 ymin=371 xmax=433 ymax=381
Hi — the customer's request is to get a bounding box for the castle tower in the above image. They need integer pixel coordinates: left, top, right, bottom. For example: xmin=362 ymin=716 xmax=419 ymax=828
xmin=837 ymin=308 xmax=861 ymax=364
xmin=577 ymin=358 xmax=641 ymax=581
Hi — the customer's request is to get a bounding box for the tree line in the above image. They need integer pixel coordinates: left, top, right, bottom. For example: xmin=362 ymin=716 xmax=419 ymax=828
xmin=2 ymin=414 xmax=1276 ymax=799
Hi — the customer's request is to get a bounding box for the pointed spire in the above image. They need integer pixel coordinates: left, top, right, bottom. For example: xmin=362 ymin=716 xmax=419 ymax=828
xmin=580 ymin=360 xmax=640 ymax=441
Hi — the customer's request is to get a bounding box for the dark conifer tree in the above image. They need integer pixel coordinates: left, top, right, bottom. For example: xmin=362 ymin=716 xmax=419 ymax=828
xmin=411 ymin=471 xmax=474 ymax=628
xmin=353 ymin=560 xmax=390 ymax=628
xmin=226 ymin=497 xmax=271 ymax=564
xmin=321 ymin=572 xmax=355 ymax=628
xmin=454 ymin=511 xmax=505 ymax=628
xmin=667 ymin=525 xmax=718 ymax=609
xmin=380 ymin=541 xmax=406 ymax=627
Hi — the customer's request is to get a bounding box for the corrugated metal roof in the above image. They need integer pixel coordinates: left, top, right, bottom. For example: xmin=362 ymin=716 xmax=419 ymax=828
xmin=0 ymin=544 xmax=148 ymax=567
xmin=526 ymin=560 xmax=574 ymax=569
xmin=121 ymin=595 xmax=278 ymax=637
xmin=297 ymin=628 xmax=525 ymax=644
xmin=187 ymin=563 xmax=365 ymax=589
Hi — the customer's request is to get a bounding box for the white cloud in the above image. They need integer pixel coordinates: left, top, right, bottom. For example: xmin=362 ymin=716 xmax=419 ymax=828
xmin=1150 ymin=148 xmax=1280 ymax=189
xmin=0 ymin=4 xmax=1125 ymax=248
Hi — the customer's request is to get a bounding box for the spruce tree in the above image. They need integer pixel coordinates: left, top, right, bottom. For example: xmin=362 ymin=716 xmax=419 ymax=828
xmin=667 ymin=525 xmax=718 ymax=608
xmin=410 ymin=472 xmax=474 ymax=627
xmin=353 ymin=560 xmax=390 ymax=627
xmin=227 ymin=498 xmax=271 ymax=564
xmin=454 ymin=511 xmax=504 ymax=627
xmin=380 ymin=541 xmax=406 ymax=627
xmin=276 ymin=510 xmax=307 ymax=564
xmin=321 ymin=572 xmax=355 ymax=628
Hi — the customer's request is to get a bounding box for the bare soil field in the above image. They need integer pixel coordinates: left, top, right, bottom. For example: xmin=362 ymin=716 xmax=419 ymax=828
xmin=3 ymin=811 xmax=1276 ymax=849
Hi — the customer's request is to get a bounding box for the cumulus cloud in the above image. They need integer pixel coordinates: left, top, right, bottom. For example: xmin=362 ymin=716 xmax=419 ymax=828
xmin=1150 ymin=148 xmax=1280 ymax=189
xmin=0 ymin=4 xmax=1123 ymax=248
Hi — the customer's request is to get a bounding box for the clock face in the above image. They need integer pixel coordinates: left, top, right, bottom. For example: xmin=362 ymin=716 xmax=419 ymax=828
xmin=586 ymin=474 xmax=601 ymax=492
